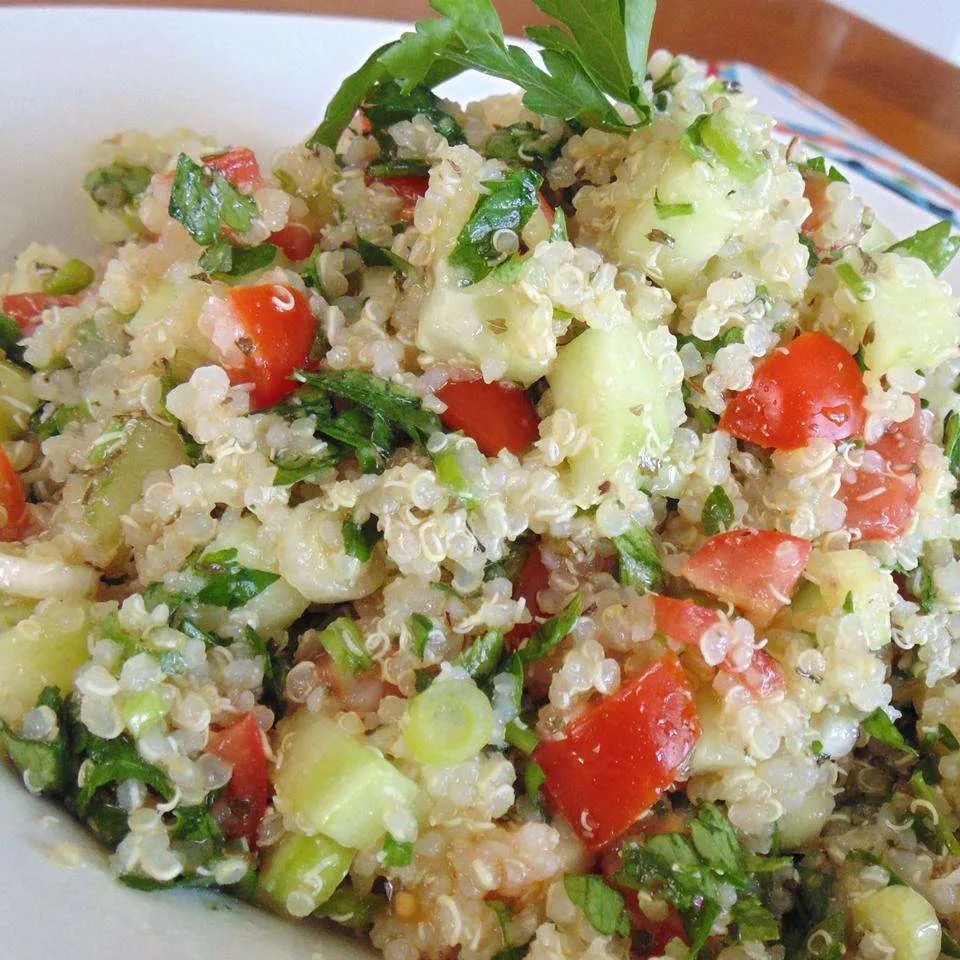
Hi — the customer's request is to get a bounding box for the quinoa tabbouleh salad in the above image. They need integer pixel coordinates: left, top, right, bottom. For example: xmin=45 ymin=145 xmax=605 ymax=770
xmin=3 ymin=2 xmax=960 ymax=959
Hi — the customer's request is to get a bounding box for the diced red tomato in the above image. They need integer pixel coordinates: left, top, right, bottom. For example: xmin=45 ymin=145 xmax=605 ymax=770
xmin=839 ymin=397 xmax=926 ymax=542
xmin=436 ymin=377 xmax=540 ymax=458
xmin=1 ymin=293 xmax=81 ymax=334
xmin=653 ymin=596 xmax=721 ymax=647
xmin=268 ymin=222 xmax=316 ymax=262
xmin=368 ymin=174 xmax=429 ymax=222
xmin=719 ymin=332 xmax=866 ymax=450
xmin=506 ymin=543 xmax=551 ymax=649
xmin=225 ymin=284 xmax=317 ymax=409
xmin=839 ymin=469 xmax=920 ymax=542
xmin=203 ymin=148 xmax=262 ymax=192
xmin=208 ymin=713 xmax=270 ymax=844
xmin=653 ymin=595 xmax=785 ymax=699
xmin=870 ymin=396 xmax=926 ymax=473
xmin=682 ymin=529 xmax=812 ymax=625
xmin=0 ymin=446 xmax=28 ymax=541
xmin=533 ymin=655 xmax=700 ymax=849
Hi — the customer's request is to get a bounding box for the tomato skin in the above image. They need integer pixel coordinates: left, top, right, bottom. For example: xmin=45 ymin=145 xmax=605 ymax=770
xmin=225 ymin=284 xmax=317 ymax=409
xmin=203 ymin=148 xmax=262 ymax=192
xmin=653 ymin=596 xmax=721 ymax=647
xmin=506 ymin=543 xmax=551 ymax=649
xmin=268 ymin=223 xmax=316 ymax=262
xmin=368 ymin=174 xmax=428 ymax=222
xmin=2 ymin=293 xmax=81 ymax=334
xmin=533 ymin=655 xmax=700 ymax=849
xmin=682 ymin=529 xmax=812 ymax=625
xmin=0 ymin=446 xmax=28 ymax=541
xmin=436 ymin=378 xmax=540 ymax=457
xmin=208 ymin=713 xmax=270 ymax=843
xmin=719 ymin=332 xmax=866 ymax=450
xmin=870 ymin=396 xmax=926 ymax=473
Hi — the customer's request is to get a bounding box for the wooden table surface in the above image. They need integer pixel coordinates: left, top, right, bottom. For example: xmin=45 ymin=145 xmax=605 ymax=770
xmin=17 ymin=0 xmax=960 ymax=186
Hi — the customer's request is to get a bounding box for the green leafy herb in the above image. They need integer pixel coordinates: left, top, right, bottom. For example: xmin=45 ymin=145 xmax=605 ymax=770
xmin=168 ymin=153 xmax=258 ymax=246
xmin=283 ymin=369 xmax=441 ymax=472
xmin=315 ymin=886 xmax=385 ymax=929
xmin=618 ymin=803 xmax=781 ymax=958
xmin=518 ymin=593 xmax=582 ymax=664
xmin=366 ymin=159 xmax=431 ymax=179
xmin=72 ymin=728 xmax=174 ymax=817
xmin=43 ymin=258 xmax=95 ymax=296
xmin=563 ymin=874 xmax=630 ymax=937
xmin=364 ymin=82 xmax=464 ymax=147
xmin=922 ymin=722 xmax=960 ymax=753
xmin=799 ymin=156 xmax=848 ymax=183
xmin=862 ymin=707 xmax=918 ymax=756
xmin=835 ymin=262 xmax=872 ymax=301
xmin=317 ymin=617 xmax=373 ymax=674
xmin=654 ymin=192 xmax=696 ymax=219
xmin=272 ymin=450 xmax=339 ymax=485
xmin=198 ymin=239 xmax=277 ymax=278
xmin=484 ymin=122 xmax=562 ymax=166
xmin=355 ymin=237 xmax=418 ymax=277
xmin=193 ymin=548 xmax=280 ymax=609
xmin=702 ymin=485 xmax=734 ymax=535
xmin=241 ymin=626 xmax=290 ymax=716
xmin=455 ymin=629 xmax=505 ymax=681
xmin=84 ymin=163 xmax=153 ymax=208
xmin=886 ymin=220 xmax=960 ymax=276
xmin=449 ymin=168 xmax=544 ymax=284
xmin=730 ymin=894 xmax=779 ymax=942
xmin=909 ymin=768 xmax=960 ymax=854
xmin=842 ymin=591 xmax=855 ymax=613
xmin=799 ymin=233 xmax=820 ymax=274
xmin=0 ymin=312 xmax=25 ymax=365
xmin=613 ymin=525 xmax=662 ymax=591
xmin=382 ymin=833 xmax=414 ymax=867
xmin=342 ymin=517 xmax=380 ymax=562
xmin=943 ymin=929 xmax=960 ymax=959
xmin=523 ymin=759 xmax=547 ymax=814
xmin=0 ymin=687 xmax=68 ymax=794
xmin=410 ymin=613 xmax=433 ymax=659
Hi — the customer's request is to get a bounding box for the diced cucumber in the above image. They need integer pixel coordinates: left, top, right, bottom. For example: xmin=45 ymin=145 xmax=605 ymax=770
xmin=274 ymin=710 xmax=421 ymax=852
xmin=125 ymin=278 xmax=209 ymax=337
xmin=849 ymin=252 xmax=960 ymax=375
xmin=416 ymin=261 xmax=556 ymax=386
xmin=258 ymin=831 xmax=354 ymax=918
xmin=548 ymin=320 xmax=684 ymax=505
xmin=612 ymin=149 xmax=743 ymax=296
xmin=0 ymin=598 xmax=95 ymax=724
xmin=0 ymin=358 xmax=38 ymax=441
xmin=84 ymin=419 xmax=190 ymax=561
xmin=198 ymin=515 xmax=309 ymax=637
xmin=803 ymin=549 xmax=896 ymax=650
